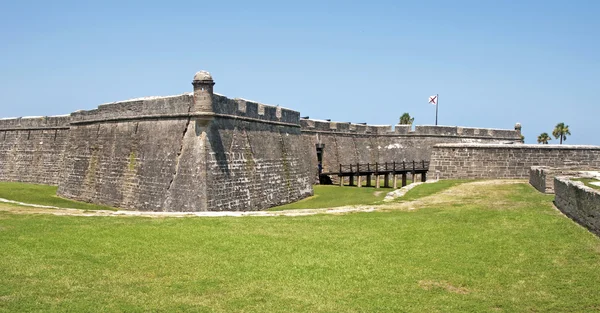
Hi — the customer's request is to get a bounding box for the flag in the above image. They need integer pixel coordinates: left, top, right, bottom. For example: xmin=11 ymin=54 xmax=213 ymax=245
xmin=428 ymin=95 xmax=438 ymax=105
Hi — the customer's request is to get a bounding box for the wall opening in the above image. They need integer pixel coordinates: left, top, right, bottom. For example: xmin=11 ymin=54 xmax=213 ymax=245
xmin=316 ymin=143 xmax=325 ymax=174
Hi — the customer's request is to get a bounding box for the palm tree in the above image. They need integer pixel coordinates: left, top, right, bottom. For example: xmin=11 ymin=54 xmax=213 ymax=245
xmin=399 ymin=113 xmax=414 ymax=125
xmin=537 ymin=132 xmax=551 ymax=144
xmin=552 ymin=123 xmax=571 ymax=144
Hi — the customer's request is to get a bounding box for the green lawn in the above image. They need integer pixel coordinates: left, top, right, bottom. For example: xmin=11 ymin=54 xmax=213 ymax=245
xmin=397 ymin=179 xmax=470 ymax=201
xmin=271 ymin=180 xmax=466 ymax=211
xmin=573 ymin=178 xmax=600 ymax=190
xmin=270 ymin=185 xmax=388 ymax=210
xmin=1 ymin=181 xmax=600 ymax=312
xmin=0 ymin=182 xmax=116 ymax=211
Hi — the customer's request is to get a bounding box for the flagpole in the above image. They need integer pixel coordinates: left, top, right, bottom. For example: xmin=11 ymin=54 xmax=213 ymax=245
xmin=435 ymin=94 xmax=439 ymax=126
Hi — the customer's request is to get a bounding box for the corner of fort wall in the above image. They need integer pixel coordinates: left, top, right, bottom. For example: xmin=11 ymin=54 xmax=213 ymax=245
xmin=54 ymin=88 xmax=312 ymax=212
xmin=202 ymin=95 xmax=312 ymax=211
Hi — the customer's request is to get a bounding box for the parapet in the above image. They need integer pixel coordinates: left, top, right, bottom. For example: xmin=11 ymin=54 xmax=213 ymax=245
xmin=66 ymin=92 xmax=301 ymax=127
xmin=300 ymin=118 xmax=521 ymax=140
xmin=70 ymin=93 xmax=194 ymax=124
xmin=300 ymin=119 xmax=396 ymax=135
xmin=434 ymin=143 xmax=600 ymax=150
xmin=0 ymin=115 xmax=71 ymax=130
xmin=212 ymin=94 xmax=300 ymax=125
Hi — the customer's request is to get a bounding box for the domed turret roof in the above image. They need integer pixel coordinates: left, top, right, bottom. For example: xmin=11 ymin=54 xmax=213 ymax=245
xmin=193 ymin=71 xmax=213 ymax=81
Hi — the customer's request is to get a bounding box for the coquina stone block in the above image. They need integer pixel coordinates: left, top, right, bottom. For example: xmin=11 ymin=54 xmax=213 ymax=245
xmin=554 ymin=176 xmax=600 ymax=237
xmin=431 ymin=144 xmax=600 ymax=179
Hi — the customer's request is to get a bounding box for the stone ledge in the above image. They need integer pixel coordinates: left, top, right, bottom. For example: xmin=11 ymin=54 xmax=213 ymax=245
xmin=0 ymin=115 xmax=72 ymax=130
xmin=301 ymin=120 xmax=521 ymax=140
xmin=0 ymin=126 xmax=71 ymax=131
xmin=301 ymin=128 xmax=520 ymax=140
xmin=554 ymin=176 xmax=600 ymax=237
xmin=434 ymin=143 xmax=600 ymax=150
xmin=69 ymin=112 xmax=301 ymax=128
xmin=529 ymin=166 xmax=599 ymax=194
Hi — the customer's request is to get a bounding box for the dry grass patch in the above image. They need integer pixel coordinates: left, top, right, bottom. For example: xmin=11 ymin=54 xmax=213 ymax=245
xmin=382 ymin=180 xmax=535 ymax=212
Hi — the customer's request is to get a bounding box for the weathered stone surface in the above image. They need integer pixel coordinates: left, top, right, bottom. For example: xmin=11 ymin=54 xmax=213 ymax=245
xmin=205 ymin=119 xmax=312 ymax=211
xmin=52 ymin=73 xmax=313 ymax=212
xmin=7 ymin=71 xmax=590 ymax=212
xmin=554 ymin=176 xmax=600 ymax=237
xmin=431 ymin=144 xmax=600 ymax=179
xmin=0 ymin=116 xmax=70 ymax=185
xmin=529 ymin=166 xmax=598 ymax=194
xmin=302 ymin=122 xmax=522 ymax=177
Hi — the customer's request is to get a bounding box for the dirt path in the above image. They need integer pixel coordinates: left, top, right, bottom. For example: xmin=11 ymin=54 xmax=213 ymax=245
xmin=0 ymin=180 xmax=526 ymax=218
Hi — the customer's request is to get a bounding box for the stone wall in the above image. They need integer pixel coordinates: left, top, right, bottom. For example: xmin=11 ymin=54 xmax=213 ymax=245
xmin=301 ymin=120 xmax=522 ymax=175
xmin=205 ymin=117 xmax=312 ymax=211
xmin=0 ymin=115 xmax=71 ymax=185
xmin=57 ymin=94 xmax=195 ymax=211
xmin=529 ymin=166 xmax=598 ymax=194
xmin=55 ymin=77 xmax=312 ymax=212
xmin=554 ymin=176 xmax=600 ymax=237
xmin=0 ymin=70 xmax=576 ymax=212
xmin=431 ymin=144 xmax=600 ymax=179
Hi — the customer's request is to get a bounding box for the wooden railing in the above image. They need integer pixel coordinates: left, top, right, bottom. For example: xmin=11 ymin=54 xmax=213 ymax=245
xmin=336 ymin=161 xmax=429 ymax=175
xmin=320 ymin=160 xmax=430 ymax=188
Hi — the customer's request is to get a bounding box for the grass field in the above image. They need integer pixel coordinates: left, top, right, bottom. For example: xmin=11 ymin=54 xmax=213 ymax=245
xmin=1 ymin=180 xmax=600 ymax=312
xmin=270 ymin=185 xmax=388 ymax=210
xmin=397 ymin=179 xmax=469 ymax=201
xmin=271 ymin=179 xmax=466 ymax=211
xmin=0 ymin=182 xmax=115 ymax=211
xmin=573 ymin=178 xmax=600 ymax=190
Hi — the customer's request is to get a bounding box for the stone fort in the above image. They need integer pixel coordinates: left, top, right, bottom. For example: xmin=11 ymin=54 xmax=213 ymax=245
xmin=1 ymin=71 xmax=599 ymax=212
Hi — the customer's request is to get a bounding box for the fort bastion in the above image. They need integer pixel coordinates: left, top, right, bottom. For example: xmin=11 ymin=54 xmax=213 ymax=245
xmin=1 ymin=71 xmax=598 ymax=211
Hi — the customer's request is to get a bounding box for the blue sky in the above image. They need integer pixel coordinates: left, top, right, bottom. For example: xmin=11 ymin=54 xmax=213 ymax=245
xmin=1 ymin=0 xmax=598 ymax=144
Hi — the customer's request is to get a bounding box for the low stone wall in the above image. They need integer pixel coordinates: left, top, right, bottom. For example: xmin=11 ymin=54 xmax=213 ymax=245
xmin=529 ymin=166 xmax=598 ymax=194
xmin=431 ymin=144 xmax=600 ymax=179
xmin=554 ymin=176 xmax=600 ymax=237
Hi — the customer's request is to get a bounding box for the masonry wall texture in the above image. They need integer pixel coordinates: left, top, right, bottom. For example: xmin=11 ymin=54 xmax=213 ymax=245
xmin=301 ymin=120 xmax=522 ymax=177
xmin=56 ymin=94 xmax=196 ymax=211
xmin=431 ymin=144 xmax=600 ymax=179
xmin=529 ymin=166 xmax=598 ymax=194
xmin=50 ymin=76 xmax=313 ymax=211
xmin=0 ymin=116 xmax=71 ymax=185
xmin=1 ymin=70 xmax=579 ymax=212
xmin=554 ymin=176 xmax=600 ymax=237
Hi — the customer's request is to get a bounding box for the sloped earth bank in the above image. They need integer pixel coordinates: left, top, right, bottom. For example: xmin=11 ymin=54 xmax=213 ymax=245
xmin=0 ymin=180 xmax=526 ymax=217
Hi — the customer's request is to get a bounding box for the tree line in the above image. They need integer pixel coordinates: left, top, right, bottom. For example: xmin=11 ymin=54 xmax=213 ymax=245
xmin=537 ymin=123 xmax=571 ymax=144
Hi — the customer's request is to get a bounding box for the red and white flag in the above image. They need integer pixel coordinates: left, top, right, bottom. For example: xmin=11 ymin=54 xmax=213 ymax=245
xmin=428 ymin=95 xmax=438 ymax=105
